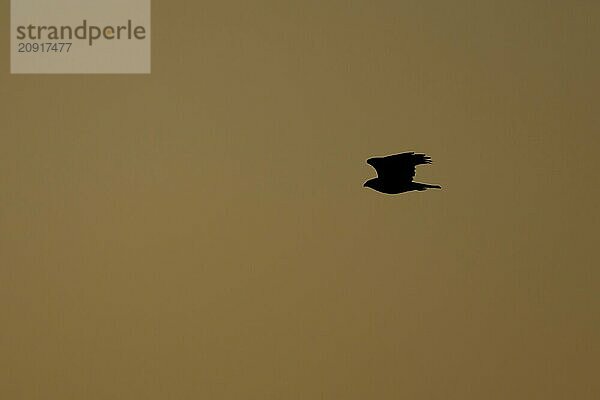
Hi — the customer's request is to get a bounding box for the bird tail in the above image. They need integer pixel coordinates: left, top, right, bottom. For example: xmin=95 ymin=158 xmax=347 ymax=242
xmin=415 ymin=183 xmax=442 ymax=190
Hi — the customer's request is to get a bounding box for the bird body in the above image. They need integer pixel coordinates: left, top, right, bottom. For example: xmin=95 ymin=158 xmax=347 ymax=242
xmin=363 ymin=179 xmax=441 ymax=194
xmin=364 ymin=152 xmax=441 ymax=195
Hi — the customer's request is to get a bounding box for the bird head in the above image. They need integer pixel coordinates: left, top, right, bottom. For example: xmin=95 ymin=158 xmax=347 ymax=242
xmin=363 ymin=179 xmax=377 ymax=189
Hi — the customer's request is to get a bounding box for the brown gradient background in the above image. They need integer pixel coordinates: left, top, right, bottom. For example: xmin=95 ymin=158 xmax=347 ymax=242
xmin=1 ymin=1 xmax=599 ymax=399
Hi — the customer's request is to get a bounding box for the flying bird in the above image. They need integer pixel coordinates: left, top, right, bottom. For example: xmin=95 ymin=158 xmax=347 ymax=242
xmin=364 ymin=152 xmax=441 ymax=194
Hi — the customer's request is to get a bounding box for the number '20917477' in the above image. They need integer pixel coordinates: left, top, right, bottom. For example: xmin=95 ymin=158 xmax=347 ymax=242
xmin=17 ymin=42 xmax=72 ymax=53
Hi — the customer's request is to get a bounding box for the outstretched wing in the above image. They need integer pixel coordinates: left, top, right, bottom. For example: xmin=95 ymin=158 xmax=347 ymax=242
xmin=367 ymin=152 xmax=432 ymax=182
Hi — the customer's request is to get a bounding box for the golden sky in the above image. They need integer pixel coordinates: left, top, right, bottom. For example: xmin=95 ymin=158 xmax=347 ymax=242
xmin=1 ymin=1 xmax=599 ymax=398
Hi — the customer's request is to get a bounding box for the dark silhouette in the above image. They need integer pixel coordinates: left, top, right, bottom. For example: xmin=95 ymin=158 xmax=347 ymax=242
xmin=364 ymin=152 xmax=441 ymax=194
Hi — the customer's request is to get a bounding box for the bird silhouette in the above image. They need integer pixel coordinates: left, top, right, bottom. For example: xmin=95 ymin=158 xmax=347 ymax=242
xmin=364 ymin=152 xmax=441 ymax=194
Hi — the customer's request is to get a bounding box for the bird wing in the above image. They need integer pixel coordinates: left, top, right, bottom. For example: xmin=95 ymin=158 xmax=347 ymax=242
xmin=367 ymin=152 xmax=432 ymax=181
